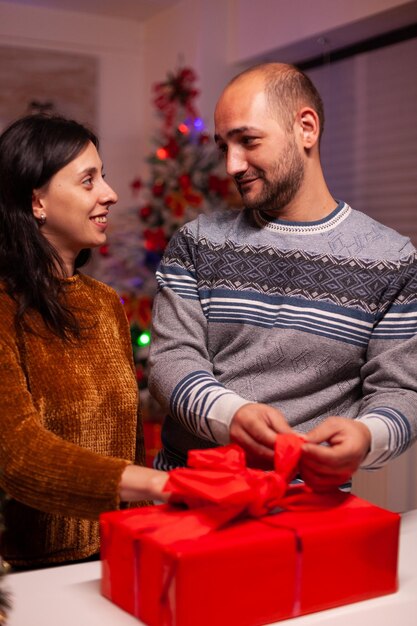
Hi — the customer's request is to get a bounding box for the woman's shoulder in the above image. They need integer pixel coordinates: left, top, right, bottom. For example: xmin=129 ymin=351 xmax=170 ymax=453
xmin=0 ymin=283 xmax=18 ymax=331
xmin=78 ymin=272 xmax=112 ymax=290
xmin=77 ymin=273 xmax=123 ymax=307
xmin=0 ymin=281 xmax=16 ymax=310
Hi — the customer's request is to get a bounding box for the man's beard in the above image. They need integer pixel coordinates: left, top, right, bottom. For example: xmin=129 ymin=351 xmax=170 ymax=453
xmin=235 ymin=139 xmax=305 ymax=214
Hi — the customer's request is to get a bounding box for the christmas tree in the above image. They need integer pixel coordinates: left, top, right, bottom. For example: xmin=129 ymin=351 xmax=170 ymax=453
xmin=96 ymin=66 xmax=238 ymax=455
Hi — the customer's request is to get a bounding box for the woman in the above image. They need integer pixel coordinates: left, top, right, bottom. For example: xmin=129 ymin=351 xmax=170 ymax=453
xmin=0 ymin=114 xmax=168 ymax=570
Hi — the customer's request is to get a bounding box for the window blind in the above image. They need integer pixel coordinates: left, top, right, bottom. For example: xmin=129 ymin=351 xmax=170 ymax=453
xmin=308 ymin=36 xmax=417 ymax=246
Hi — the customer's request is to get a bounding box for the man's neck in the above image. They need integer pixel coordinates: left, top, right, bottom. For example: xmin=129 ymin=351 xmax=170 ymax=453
xmin=261 ymin=194 xmax=337 ymax=222
xmin=262 ymin=169 xmax=336 ymax=222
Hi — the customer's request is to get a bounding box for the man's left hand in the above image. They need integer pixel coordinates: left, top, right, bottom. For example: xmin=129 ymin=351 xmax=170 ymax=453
xmin=300 ymin=417 xmax=371 ymax=491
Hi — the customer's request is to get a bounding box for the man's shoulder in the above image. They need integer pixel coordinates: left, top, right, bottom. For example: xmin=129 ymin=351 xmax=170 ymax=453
xmin=343 ymin=205 xmax=415 ymax=261
xmin=183 ymin=208 xmax=243 ymax=229
xmin=180 ymin=208 xmax=247 ymax=242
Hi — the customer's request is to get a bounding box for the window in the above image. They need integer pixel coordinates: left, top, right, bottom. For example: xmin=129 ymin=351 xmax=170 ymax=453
xmin=308 ymin=36 xmax=417 ymax=246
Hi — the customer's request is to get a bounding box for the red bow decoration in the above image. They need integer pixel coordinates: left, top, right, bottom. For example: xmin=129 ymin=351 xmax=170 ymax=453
xmin=143 ymin=227 xmax=168 ymax=253
xmin=114 ymin=435 xmax=347 ymax=547
xmin=165 ymin=435 xmax=347 ymax=520
xmin=153 ymin=67 xmax=199 ymax=130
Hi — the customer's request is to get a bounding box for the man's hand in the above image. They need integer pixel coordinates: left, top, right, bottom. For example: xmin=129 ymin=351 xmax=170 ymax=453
xmin=230 ymin=402 xmax=292 ymax=468
xmin=300 ymin=417 xmax=371 ymax=491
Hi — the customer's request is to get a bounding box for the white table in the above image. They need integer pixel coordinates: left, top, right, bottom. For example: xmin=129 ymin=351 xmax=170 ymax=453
xmin=5 ymin=510 xmax=417 ymax=626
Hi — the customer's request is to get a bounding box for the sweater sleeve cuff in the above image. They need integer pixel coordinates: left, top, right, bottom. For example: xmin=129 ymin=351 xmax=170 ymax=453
xmin=357 ymin=413 xmax=392 ymax=469
xmin=170 ymin=370 xmax=252 ymax=444
xmin=357 ymin=406 xmax=411 ymax=468
xmin=206 ymin=395 xmax=252 ymax=444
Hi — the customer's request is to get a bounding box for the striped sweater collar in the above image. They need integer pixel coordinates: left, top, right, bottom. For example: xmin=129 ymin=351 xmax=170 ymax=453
xmin=253 ymin=201 xmax=351 ymax=234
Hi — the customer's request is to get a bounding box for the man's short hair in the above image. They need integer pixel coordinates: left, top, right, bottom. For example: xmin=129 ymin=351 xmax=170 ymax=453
xmin=231 ymin=63 xmax=325 ymax=139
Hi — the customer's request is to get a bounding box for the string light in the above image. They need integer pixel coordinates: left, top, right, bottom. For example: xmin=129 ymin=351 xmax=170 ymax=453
xmin=177 ymin=123 xmax=189 ymax=134
xmin=156 ymin=147 xmax=169 ymax=160
xmin=137 ymin=331 xmax=151 ymax=347
xmin=193 ymin=117 xmax=204 ymax=131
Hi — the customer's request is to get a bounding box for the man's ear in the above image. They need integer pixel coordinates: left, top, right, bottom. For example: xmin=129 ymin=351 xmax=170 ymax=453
xmin=296 ymin=107 xmax=320 ymax=149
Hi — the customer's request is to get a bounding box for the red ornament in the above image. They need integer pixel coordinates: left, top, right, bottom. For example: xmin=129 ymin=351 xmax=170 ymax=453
xmin=135 ymin=364 xmax=145 ymax=382
xmin=208 ymin=175 xmax=230 ymax=197
xmin=184 ymin=188 xmax=203 ymax=207
xmin=139 ymin=205 xmax=152 ymax=219
xmin=165 ymin=138 xmax=179 ymax=158
xmin=199 ymin=132 xmax=210 ymax=145
xmin=137 ymin=295 xmax=153 ymax=328
xmin=99 ymin=244 xmax=110 ymax=256
xmin=165 ymin=192 xmax=185 ymax=218
xmin=143 ymin=227 xmax=167 ymax=253
xmin=151 ymin=182 xmax=165 ymax=197
xmin=130 ymin=177 xmax=142 ymax=193
xmin=178 ymin=174 xmax=191 ymax=190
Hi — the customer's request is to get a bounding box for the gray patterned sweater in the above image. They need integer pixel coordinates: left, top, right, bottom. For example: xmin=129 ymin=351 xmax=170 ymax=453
xmin=149 ymin=202 xmax=417 ymax=470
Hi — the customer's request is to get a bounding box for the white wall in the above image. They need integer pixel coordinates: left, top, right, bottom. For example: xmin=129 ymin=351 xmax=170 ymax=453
xmin=228 ymin=0 xmax=417 ymax=64
xmin=0 ymin=0 xmax=144 ymax=211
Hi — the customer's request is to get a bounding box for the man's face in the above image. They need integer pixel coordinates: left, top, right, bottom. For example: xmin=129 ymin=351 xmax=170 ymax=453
xmin=214 ymin=78 xmax=305 ymax=215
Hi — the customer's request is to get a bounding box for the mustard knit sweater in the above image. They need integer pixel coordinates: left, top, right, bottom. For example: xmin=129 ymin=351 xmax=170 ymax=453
xmin=0 ymin=273 xmax=146 ymax=568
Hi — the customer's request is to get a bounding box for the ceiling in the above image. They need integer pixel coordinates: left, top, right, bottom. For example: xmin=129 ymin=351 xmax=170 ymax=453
xmin=7 ymin=0 xmax=181 ymax=22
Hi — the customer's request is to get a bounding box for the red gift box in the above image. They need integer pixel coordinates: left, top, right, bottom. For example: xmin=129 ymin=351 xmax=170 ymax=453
xmin=100 ymin=438 xmax=400 ymax=626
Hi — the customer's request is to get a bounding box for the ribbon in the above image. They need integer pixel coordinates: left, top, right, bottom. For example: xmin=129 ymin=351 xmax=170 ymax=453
xmin=164 ymin=434 xmax=347 ymax=523
xmin=116 ymin=435 xmax=347 ymax=548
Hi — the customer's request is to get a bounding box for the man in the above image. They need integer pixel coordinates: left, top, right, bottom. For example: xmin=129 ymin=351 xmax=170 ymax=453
xmin=149 ymin=62 xmax=417 ymax=489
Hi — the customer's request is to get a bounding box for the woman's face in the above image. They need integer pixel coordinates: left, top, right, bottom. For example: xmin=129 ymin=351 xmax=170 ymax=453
xmin=32 ymin=140 xmax=118 ymax=274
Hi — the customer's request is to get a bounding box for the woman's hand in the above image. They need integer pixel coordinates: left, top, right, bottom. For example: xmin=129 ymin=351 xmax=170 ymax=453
xmin=119 ymin=464 xmax=170 ymax=503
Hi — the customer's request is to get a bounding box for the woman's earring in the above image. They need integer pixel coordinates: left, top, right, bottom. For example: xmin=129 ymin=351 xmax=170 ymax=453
xmin=38 ymin=213 xmax=46 ymax=226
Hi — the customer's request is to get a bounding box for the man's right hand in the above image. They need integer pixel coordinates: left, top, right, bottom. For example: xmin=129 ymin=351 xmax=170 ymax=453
xmin=229 ymin=403 xmax=292 ymax=468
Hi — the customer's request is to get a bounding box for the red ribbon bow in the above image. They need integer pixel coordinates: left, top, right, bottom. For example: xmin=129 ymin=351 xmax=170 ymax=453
xmin=115 ymin=435 xmax=347 ymax=546
xmin=165 ymin=435 xmax=346 ymax=524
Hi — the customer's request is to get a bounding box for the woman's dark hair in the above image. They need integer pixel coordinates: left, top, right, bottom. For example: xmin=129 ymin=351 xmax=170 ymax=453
xmin=0 ymin=114 xmax=99 ymax=339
